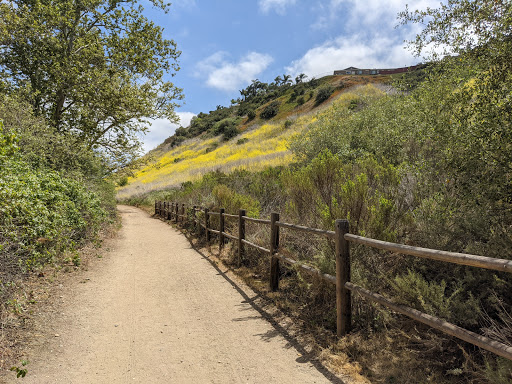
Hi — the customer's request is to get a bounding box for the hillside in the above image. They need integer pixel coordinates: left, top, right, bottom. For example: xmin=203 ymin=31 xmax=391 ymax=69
xmin=116 ymin=54 xmax=512 ymax=383
xmin=116 ymin=75 xmax=392 ymax=199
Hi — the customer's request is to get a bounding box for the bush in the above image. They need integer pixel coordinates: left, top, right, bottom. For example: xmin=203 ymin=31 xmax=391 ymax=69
xmin=247 ymin=109 xmax=256 ymax=120
xmin=117 ymin=176 xmax=129 ymax=187
xmin=205 ymin=143 xmax=218 ymax=153
xmin=260 ymin=101 xmax=280 ymax=119
xmin=315 ymin=86 xmax=334 ymax=104
xmin=213 ymin=117 xmax=240 ymax=140
xmin=391 ymin=270 xmax=480 ymax=326
xmin=348 ymin=99 xmax=359 ymax=110
xmin=0 ymin=106 xmax=114 ymax=278
xmin=212 ymin=184 xmax=260 ymax=217
xmin=222 ymin=125 xmax=239 ymax=141
xmin=237 ymin=103 xmax=251 ymax=117
xmin=0 ymin=155 xmax=108 ymax=273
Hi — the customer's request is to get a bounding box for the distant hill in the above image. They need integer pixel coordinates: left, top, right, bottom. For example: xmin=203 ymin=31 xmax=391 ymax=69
xmin=116 ymin=73 xmax=407 ymax=199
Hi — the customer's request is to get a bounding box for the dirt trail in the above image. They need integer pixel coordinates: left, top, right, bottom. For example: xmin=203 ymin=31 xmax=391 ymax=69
xmin=6 ymin=205 xmax=354 ymax=383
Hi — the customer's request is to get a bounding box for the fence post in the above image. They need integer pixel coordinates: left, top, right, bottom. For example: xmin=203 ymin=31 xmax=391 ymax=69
xmin=175 ymin=202 xmax=179 ymax=223
xmin=238 ymin=209 xmax=246 ymax=267
xmin=335 ymin=219 xmax=351 ymax=337
xmin=181 ymin=204 xmax=185 ymax=224
xmin=205 ymin=208 xmax=210 ymax=243
xmin=270 ymin=212 xmax=280 ymax=291
xmin=158 ymin=201 xmax=162 ymax=217
xmin=154 ymin=201 xmax=157 ymax=215
xmin=167 ymin=202 xmax=172 ymax=220
xmin=219 ymin=208 xmax=225 ymax=250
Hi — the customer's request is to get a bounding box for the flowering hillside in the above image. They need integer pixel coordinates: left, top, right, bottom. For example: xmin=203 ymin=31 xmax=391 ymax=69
xmin=116 ymin=83 xmax=386 ymax=200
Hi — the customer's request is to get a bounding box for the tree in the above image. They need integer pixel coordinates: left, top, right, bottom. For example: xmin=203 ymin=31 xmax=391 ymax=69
xmin=399 ymin=0 xmax=512 ymax=260
xmin=295 ymin=73 xmax=307 ymax=84
xmin=0 ymin=0 xmax=183 ymax=166
xmin=400 ymin=0 xmax=511 ymax=61
xmin=239 ymin=88 xmax=248 ymax=101
xmin=282 ymin=74 xmax=292 ymax=85
xmin=400 ymin=0 xmax=512 ymax=199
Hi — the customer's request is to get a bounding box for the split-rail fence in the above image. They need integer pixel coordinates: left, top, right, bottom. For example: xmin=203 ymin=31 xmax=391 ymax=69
xmin=154 ymin=200 xmax=512 ymax=361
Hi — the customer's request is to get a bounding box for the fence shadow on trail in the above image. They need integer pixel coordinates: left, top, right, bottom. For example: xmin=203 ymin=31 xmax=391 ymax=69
xmin=178 ymin=229 xmax=347 ymax=384
xmin=152 ymin=200 xmax=512 ymax=363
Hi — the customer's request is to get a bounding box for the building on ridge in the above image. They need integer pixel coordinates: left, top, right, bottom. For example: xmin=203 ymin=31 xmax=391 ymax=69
xmin=334 ymin=65 xmax=420 ymax=76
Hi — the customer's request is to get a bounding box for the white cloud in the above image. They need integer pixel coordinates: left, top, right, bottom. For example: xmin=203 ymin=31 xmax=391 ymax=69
xmin=288 ymin=0 xmax=443 ymax=77
xmin=196 ymin=51 xmax=273 ymax=92
xmin=285 ymin=35 xmax=416 ymax=78
xmin=313 ymin=0 xmax=441 ymax=31
xmin=142 ymin=112 xmax=196 ymax=153
xmin=258 ymin=0 xmax=297 ymax=14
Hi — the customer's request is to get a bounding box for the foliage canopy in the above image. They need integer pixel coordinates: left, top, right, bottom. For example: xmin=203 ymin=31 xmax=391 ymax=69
xmin=0 ymin=0 xmax=183 ymax=166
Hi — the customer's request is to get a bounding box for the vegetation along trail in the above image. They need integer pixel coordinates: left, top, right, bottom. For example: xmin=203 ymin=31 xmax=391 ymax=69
xmin=11 ymin=206 xmax=356 ymax=384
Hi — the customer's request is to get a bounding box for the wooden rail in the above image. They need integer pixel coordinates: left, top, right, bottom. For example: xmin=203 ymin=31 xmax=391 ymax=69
xmin=277 ymin=221 xmax=335 ymax=239
xmin=242 ymin=216 xmax=271 ymax=225
xmin=154 ymin=200 xmax=512 ymax=361
xmin=345 ymin=234 xmax=512 ymax=273
xmin=242 ymin=239 xmax=271 ymax=254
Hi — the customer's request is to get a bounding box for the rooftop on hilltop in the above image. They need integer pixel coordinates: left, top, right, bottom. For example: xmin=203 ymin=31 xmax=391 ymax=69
xmin=335 ymin=65 xmax=420 ymax=76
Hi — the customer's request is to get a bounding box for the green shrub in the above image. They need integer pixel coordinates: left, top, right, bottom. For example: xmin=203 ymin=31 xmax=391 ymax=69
xmin=222 ymin=124 xmax=239 ymax=141
xmin=0 ymin=121 xmax=18 ymax=158
xmin=390 ymin=270 xmax=480 ymax=324
xmin=247 ymin=109 xmax=256 ymax=120
xmin=282 ymin=150 xmax=402 ymax=239
xmin=348 ymin=99 xmax=359 ymax=110
xmin=0 ymin=120 xmax=111 ymax=275
xmin=315 ymin=86 xmax=334 ymax=104
xmin=117 ymin=176 xmax=129 ymax=187
xmin=212 ymin=184 xmax=260 ymax=217
xmin=213 ymin=117 xmax=240 ymax=140
xmin=237 ymin=103 xmax=256 ymax=117
xmin=205 ymin=144 xmax=218 ymax=153
xmin=260 ymin=101 xmax=280 ymax=119
xmin=0 ymin=157 xmax=108 ymax=272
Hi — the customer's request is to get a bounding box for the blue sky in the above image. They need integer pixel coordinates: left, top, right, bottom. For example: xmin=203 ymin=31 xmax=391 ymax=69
xmin=142 ymin=0 xmax=440 ymax=152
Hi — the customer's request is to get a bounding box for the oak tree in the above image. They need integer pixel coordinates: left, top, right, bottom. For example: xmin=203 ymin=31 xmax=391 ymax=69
xmin=0 ymin=0 xmax=183 ymax=165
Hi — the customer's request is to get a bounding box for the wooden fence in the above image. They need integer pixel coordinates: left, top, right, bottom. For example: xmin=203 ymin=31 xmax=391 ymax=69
xmin=154 ymin=200 xmax=512 ymax=361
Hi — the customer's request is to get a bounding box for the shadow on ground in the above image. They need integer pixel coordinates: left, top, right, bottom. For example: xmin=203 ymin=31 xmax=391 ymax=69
xmin=152 ymin=214 xmax=346 ymax=384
